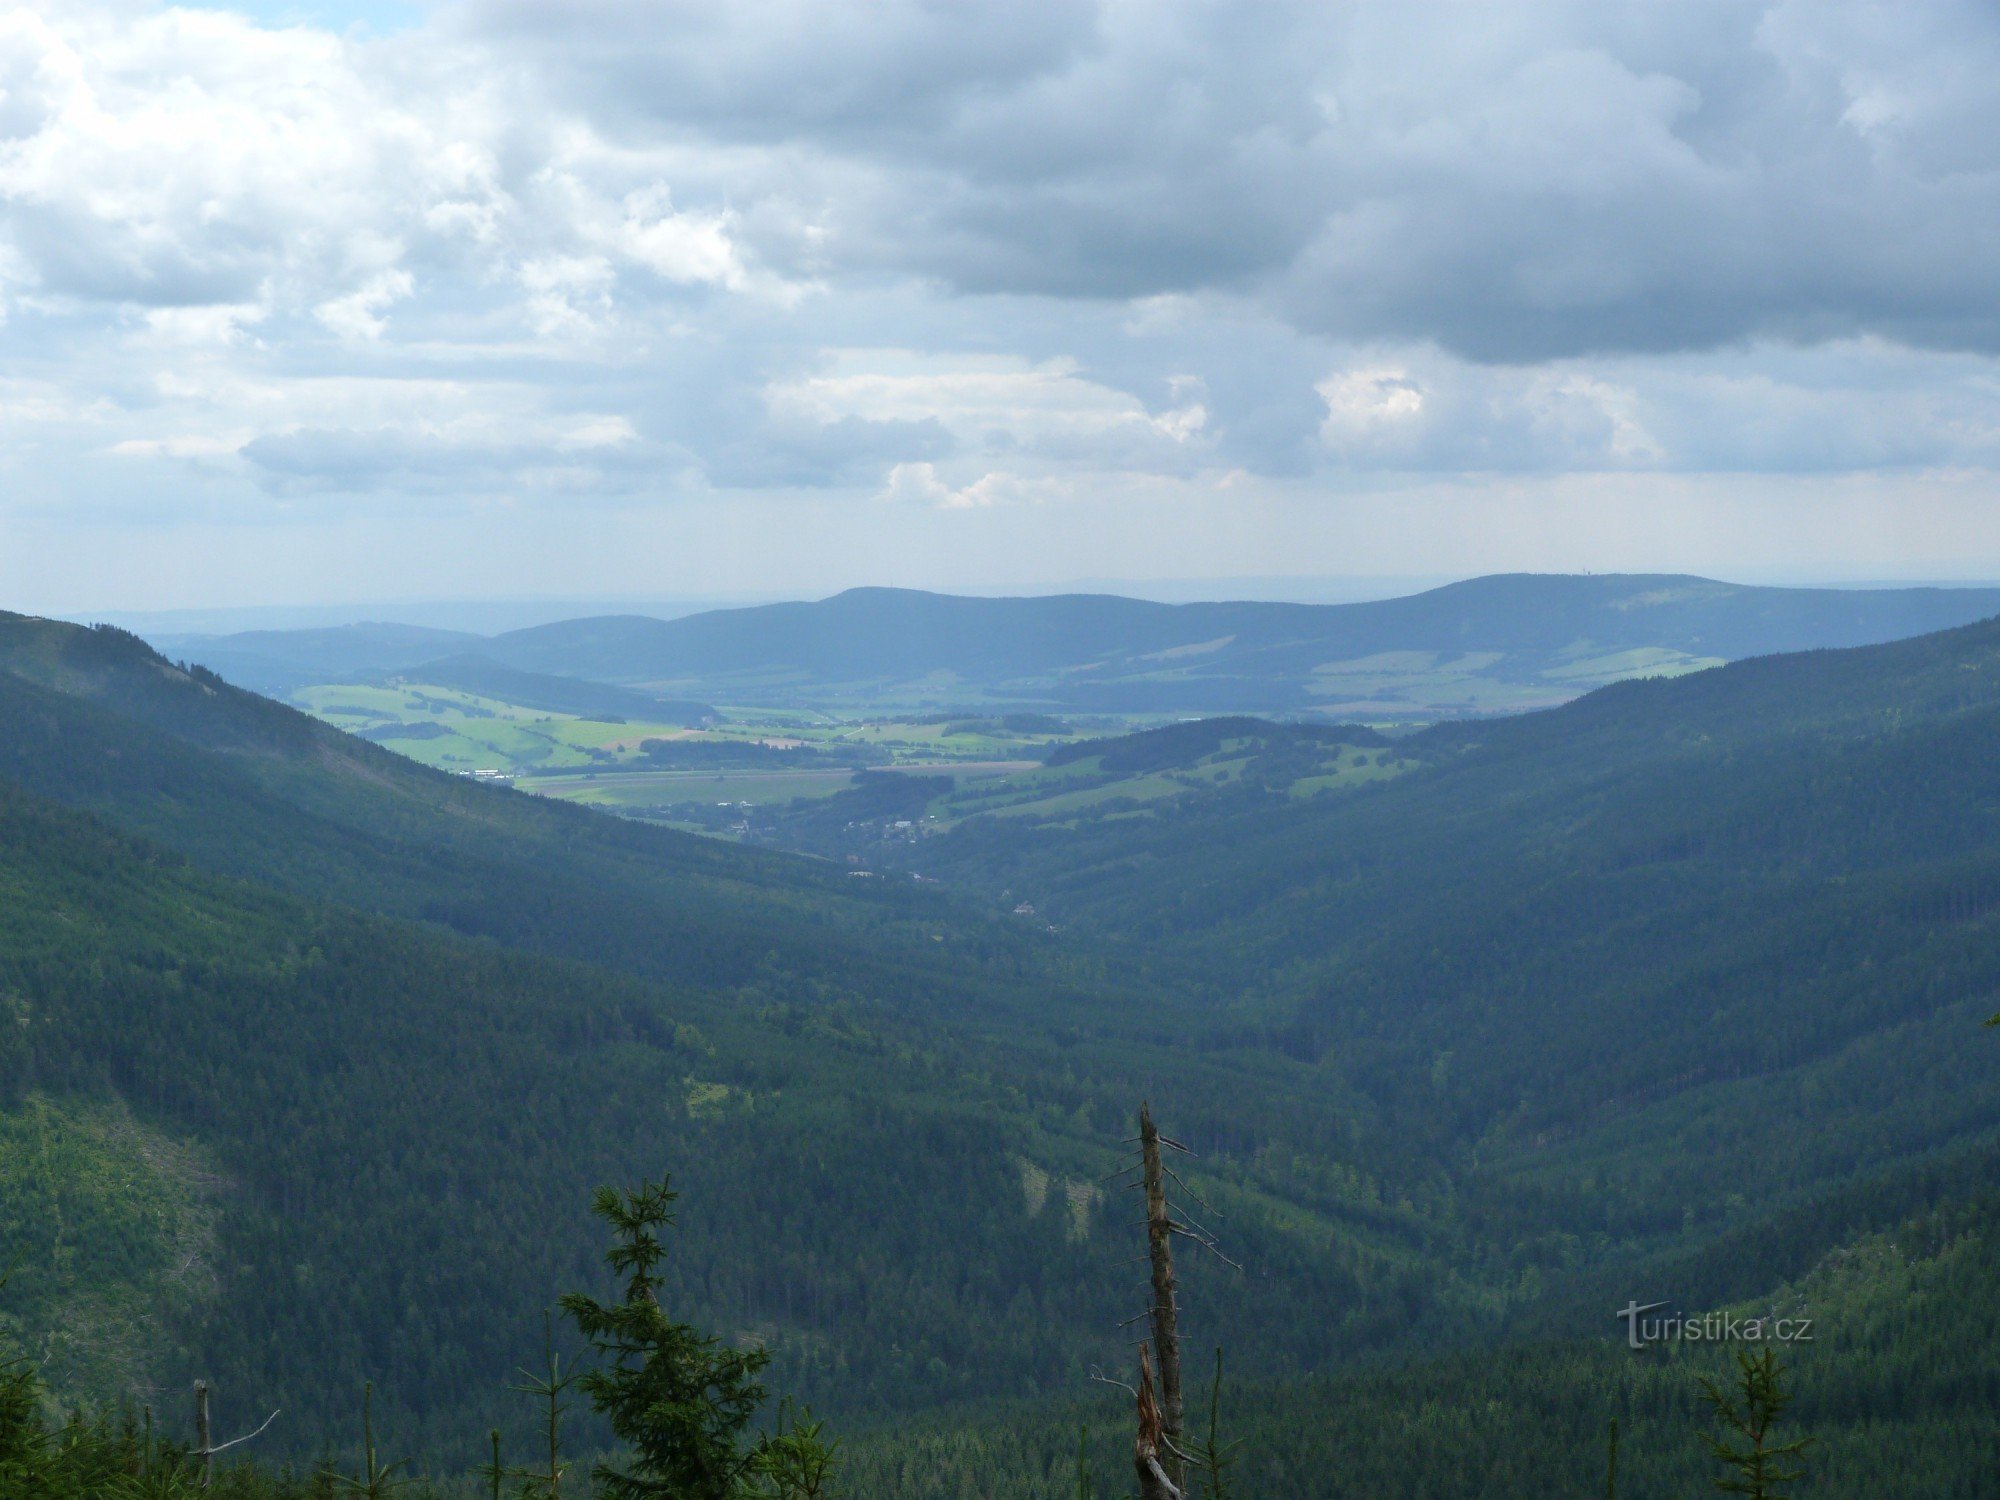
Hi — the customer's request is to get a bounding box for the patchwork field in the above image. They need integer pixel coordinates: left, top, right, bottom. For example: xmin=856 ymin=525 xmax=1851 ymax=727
xmin=286 ymin=671 xmax=1415 ymax=853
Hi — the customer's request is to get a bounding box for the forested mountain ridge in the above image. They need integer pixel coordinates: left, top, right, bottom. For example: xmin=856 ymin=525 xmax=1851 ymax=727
xmin=0 ymin=612 xmax=1041 ymax=1003
xmin=475 ymin=575 xmax=2000 ymax=692
xmin=137 ymin=620 xmax=482 ymax=695
xmin=900 ymin=607 xmax=2000 ymax=951
xmin=152 ymin=572 xmax=2000 ymax=715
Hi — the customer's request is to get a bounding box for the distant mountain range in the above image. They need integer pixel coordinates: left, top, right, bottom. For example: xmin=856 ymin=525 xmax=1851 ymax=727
xmin=149 ymin=573 xmax=2000 ymax=715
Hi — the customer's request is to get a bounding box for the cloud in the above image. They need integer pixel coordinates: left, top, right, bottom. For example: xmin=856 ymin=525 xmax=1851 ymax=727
xmin=0 ymin=0 xmax=786 ymax=340
xmin=460 ymin=0 xmax=1094 ymax=144
xmin=237 ymin=411 xmax=652 ymax=494
xmin=0 ymin=6 xmax=464 ymax=311
xmin=465 ymin=0 xmax=2000 ymax=360
xmin=879 ymin=460 xmax=954 ymax=507
xmin=878 ymin=461 xmax=1061 ymax=510
xmin=768 ymin=351 xmax=1210 ymax=472
xmin=1306 ymin=338 xmax=2000 ymax=474
xmin=9 ymin=0 xmax=2000 ymax=608
xmin=316 ymin=269 xmax=415 ymax=340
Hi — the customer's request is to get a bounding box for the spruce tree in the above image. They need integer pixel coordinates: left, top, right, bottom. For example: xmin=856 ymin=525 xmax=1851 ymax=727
xmin=506 ymin=1312 xmax=578 ymax=1499
xmin=1185 ymin=1349 xmax=1244 ymax=1500
xmin=561 ymin=1175 xmax=771 ymax=1500
xmin=0 ymin=1351 xmax=51 ymax=1498
xmin=746 ymin=1400 xmax=843 ymax=1499
xmin=322 ymin=1381 xmax=406 ymax=1498
xmin=1697 ymin=1349 xmax=1811 ymax=1499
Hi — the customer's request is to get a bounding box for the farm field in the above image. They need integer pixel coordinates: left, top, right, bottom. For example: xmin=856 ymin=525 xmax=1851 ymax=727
xmin=296 ymin=681 xmax=1094 ymax=771
xmin=517 ymin=760 xmax=1035 ymax=813
xmin=518 ymin=768 xmax=865 ymax=808
xmin=288 ymin=670 xmax=1416 ymax=850
xmin=913 ymin=733 xmax=1409 ymax=828
xmin=289 ymin=675 xmax=1125 ymax=831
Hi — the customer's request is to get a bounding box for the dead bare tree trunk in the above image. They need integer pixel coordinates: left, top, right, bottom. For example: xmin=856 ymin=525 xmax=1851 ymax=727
xmin=1140 ymin=1101 xmax=1184 ymax=1492
xmin=1101 ymin=1104 xmax=1234 ymax=1497
xmin=195 ymin=1380 xmax=211 ymax=1491
xmin=1133 ymin=1344 xmax=1181 ymax=1500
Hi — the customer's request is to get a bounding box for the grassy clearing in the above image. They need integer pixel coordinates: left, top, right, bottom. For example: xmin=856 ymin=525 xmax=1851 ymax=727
xmin=293 ymin=666 xmax=1427 ymax=846
xmin=0 ymin=1094 xmax=220 ymax=1406
xmin=981 ymin=771 xmax=1191 ymax=819
xmin=297 ymin=682 xmax=541 ymax=724
xmin=1540 ymin=646 xmax=1726 ymax=681
xmin=1304 ymin=672 xmax=1565 ymax=713
xmin=1297 ymin=642 xmax=1725 ymax=714
xmin=517 ymin=769 xmax=864 ymax=808
xmin=1288 ymin=757 xmax=1404 ymax=797
xmin=926 ymin=737 xmax=1416 ymax=828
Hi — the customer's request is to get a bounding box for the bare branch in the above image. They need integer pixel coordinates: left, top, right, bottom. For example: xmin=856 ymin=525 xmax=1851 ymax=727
xmin=1168 ymin=1225 xmax=1242 ymax=1270
xmin=1165 ymin=1201 xmax=1222 ymax=1242
xmin=1162 ymin=1164 xmax=1221 ymax=1218
xmin=205 ymin=1409 xmax=281 ymax=1457
xmin=1089 ymin=1367 xmax=1138 ymax=1397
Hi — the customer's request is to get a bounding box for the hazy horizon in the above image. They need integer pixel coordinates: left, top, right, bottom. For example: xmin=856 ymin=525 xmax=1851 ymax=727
xmin=59 ymin=566 xmax=2000 ymax=641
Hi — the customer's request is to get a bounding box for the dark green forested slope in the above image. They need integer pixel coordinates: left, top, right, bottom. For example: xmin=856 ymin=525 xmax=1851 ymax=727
xmin=11 ymin=607 xmax=2000 ymax=1492
xmin=0 ymin=771 xmax=1465 ymax=1465
xmin=826 ymin=617 xmax=2000 ymax=1290
xmin=845 ymin=1162 xmax=2000 ymax=1497
xmin=0 ymin=613 xmax=1060 ymax=1008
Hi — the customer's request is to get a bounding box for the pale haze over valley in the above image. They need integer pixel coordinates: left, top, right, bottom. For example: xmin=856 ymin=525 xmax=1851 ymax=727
xmin=7 ymin=1 xmax=2000 ymax=613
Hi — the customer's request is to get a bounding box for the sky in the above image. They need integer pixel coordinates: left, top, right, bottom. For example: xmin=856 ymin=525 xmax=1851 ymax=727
xmin=5 ymin=0 xmax=2000 ymax=614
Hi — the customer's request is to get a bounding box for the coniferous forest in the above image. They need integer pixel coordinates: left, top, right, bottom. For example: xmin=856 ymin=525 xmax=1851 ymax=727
xmin=2 ymin=606 xmax=2000 ymax=1495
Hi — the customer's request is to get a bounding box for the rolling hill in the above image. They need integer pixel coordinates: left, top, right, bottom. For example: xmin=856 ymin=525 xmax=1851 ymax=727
xmin=154 ymin=573 xmax=2000 ymax=716
xmin=146 ymin=621 xmax=483 ymax=695
xmin=476 ymin=573 xmax=2000 ymax=711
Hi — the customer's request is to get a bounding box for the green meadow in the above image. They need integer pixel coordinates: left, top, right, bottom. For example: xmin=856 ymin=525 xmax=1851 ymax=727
xmin=289 ymin=673 xmax=1424 ymax=846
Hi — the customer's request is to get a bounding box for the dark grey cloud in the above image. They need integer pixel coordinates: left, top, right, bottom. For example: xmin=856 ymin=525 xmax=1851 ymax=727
xmin=467 ymin=0 xmax=2000 ymax=360
xmin=463 ymin=0 xmax=1095 ymax=144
